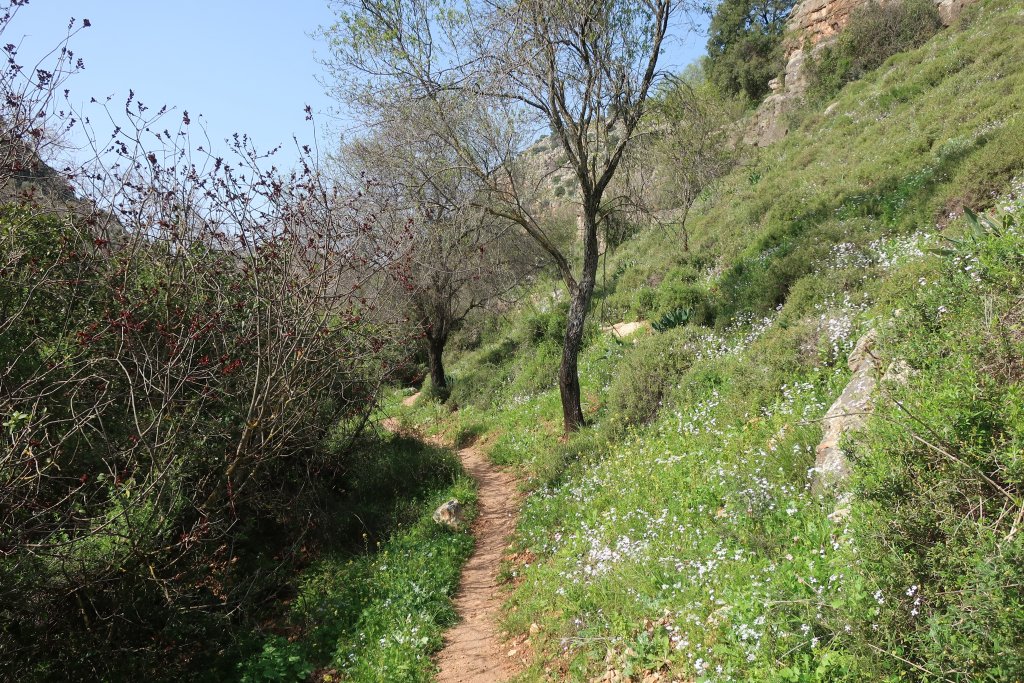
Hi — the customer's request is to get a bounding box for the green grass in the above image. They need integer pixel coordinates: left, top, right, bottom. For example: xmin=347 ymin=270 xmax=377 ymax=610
xmin=238 ymin=431 xmax=476 ymax=682
xmin=470 ymin=187 xmax=1024 ymax=683
xmin=426 ymin=2 xmax=1024 ymax=679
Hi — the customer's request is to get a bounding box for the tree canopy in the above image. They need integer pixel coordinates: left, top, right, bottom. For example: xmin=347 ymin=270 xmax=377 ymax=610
xmin=704 ymin=0 xmax=795 ymax=101
xmin=322 ymin=0 xmax=682 ymax=431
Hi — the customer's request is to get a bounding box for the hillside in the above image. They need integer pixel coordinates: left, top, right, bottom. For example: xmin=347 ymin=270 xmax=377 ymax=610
xmin=4 ymin=0 xmax=1024 ymax=679
xmin=391 ymin=0 xmax=1024 ymax=679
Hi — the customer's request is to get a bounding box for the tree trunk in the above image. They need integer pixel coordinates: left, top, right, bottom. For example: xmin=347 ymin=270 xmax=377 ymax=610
xmin=558 ymin=203 xmax=600 ymax=433
xmin=427 ymin=333 xmax=448 ymax=392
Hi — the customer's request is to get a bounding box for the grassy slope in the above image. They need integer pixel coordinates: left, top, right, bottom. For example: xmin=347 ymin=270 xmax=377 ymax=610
xmin=419 ymin=2 xmax=1024 ymax=680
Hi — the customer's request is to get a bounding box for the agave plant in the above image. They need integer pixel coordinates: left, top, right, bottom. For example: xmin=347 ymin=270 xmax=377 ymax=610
xmin=652 ymin=307 xmax=693 ymax=333
xmin=928 ymin=207 xmax=1015 ymax=257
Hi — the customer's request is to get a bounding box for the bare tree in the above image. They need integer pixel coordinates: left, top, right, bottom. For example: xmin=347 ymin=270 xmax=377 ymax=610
xmin=649 ymin=71 xmax=739 ymax=251
xmin=323 ymin=0 xmax=683 ymax=431
xmin=341 ymin=100 xmax=537 ymax=394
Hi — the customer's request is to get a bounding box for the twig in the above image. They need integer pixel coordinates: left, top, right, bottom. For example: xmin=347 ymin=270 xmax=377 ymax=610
xmin=865 ymin=642 xmax=958 ymax=683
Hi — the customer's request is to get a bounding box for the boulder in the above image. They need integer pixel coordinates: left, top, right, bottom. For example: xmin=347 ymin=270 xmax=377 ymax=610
xmin=432 ymin=499 xmax=465 ymax=528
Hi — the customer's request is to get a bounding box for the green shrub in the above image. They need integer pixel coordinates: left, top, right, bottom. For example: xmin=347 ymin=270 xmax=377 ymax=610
xmin=239 ymin=638 xmax=312 ymax=683
xmin=654 ymin=278 xmax=714 ymax=324
xmin=606 ymin=326 xmax=700 ymax=426
xmin=633 ymin=287 xmax=657 ymax=318
xmin=807 ymin=0 xmax=944 ymax=101
xmin=520 ymin=301 xmax=569 ymax=346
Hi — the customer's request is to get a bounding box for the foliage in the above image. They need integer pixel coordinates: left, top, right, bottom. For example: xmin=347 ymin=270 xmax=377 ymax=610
xmin=806 ymin=0 xmax=943 ymax=101
xmin=845 ymin=204 xmax=1024 ymax=678
xmin=0 ymin=6 xmax=407 ymax=678
xmin=0 ymin=170 xmax=400 ymax=680
xmin=705 ymin=0 xmax=796 ymax=101
xmin=239 ymin=432 xmax=476 ymax=683
xmin=240 ymin=638 xmax=313 ymax=683
xmin=651 ymin=307 xmax=694 ymax=332
xmin=606 ymin=326 xmax=698 ymax=426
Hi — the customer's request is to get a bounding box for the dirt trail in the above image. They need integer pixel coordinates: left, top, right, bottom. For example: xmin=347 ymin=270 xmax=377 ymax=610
xmin=435 ymin=440 xmax=522 ymax=683
xmin=381 ymin=410 xmax=522 ymax=682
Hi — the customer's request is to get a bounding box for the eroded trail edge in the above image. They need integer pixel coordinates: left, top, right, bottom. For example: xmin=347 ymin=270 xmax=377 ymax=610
xmin=436 ymin=440 xmax=522 ymax=683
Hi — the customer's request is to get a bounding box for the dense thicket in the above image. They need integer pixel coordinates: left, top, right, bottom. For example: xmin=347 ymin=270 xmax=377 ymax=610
xmin=0 ymin=6 xmax=406 ymax=678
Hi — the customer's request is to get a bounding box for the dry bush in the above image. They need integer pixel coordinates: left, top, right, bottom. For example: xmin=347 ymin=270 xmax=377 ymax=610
xmin=0 ymin=4 xmax=407 ymax=677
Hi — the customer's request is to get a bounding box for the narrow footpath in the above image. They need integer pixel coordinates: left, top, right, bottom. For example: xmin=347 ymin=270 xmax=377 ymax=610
xmin=436 ymin=436 xmax=521 ymax=682
xmin=386 ymin=392 xmax=522 ymax=682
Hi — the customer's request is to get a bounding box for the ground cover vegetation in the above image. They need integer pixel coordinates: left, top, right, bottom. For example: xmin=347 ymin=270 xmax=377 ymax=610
xmin=238 ymin=421 xmax=477 ymax=683
xmin=4 ymin=0 xmax=1024 ymax=678
xmin=389 ymin=0 xmax=1024 ymax=678
xmin=0 ymin=4 xmax=475 ymax=680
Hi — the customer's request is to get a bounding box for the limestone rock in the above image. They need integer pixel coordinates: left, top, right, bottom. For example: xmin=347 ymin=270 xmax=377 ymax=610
xmin=785 ymin=0 xmax=864 ymax=54
xmin=935 ymin=0 xmax=973 ymax=23
xmin=743 ymin=93 xmax=792 ymax=147
xmin=602 ymin=320 xmax=651 ymax=339
xmin=813 ymin=330 xmax=879 ymax=491
xmin=784 ymin=47 xmax=811 ymax=94
xmin=432 ymin=499 xmax=465 ymax=529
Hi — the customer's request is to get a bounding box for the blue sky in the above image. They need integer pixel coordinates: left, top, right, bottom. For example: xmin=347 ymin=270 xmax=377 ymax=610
xmin=9 ymin=2 xmax=707 ymax=171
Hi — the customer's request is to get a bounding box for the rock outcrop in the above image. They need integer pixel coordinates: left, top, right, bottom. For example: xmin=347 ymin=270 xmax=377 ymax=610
xmin=786 ymin=0 xmax=869 ymax=51
xmin=745 ymin=0 xmax=978 ymax=146
xmin=813 ymin=330 xmax=879 ymax=492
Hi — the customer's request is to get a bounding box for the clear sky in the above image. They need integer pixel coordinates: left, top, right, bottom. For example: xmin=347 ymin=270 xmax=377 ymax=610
xmin=8 ymin=1 xmax=707 ymax=172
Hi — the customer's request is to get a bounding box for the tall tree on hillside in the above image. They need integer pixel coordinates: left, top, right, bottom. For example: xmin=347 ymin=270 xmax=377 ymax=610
xmin=342 ymin=102 xmax=536 ymax=395
xmin=322 ymin=0 xmax=681 ymax=431
xmin=705 ymin=0 xmax=795 ymax=101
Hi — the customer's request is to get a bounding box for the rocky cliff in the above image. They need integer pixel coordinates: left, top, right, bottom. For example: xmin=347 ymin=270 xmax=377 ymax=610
xmin=744 ymin=0 xmax=976 ymax=146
